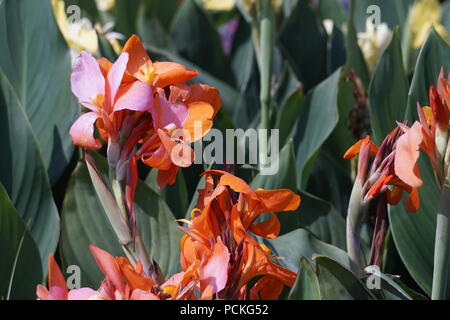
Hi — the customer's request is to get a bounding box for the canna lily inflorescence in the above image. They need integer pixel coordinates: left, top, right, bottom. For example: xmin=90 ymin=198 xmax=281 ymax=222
xmin=177 ymin=170 xmax=301 ymax=300
xmin=344 ymin=123 xmax=424 ymax=272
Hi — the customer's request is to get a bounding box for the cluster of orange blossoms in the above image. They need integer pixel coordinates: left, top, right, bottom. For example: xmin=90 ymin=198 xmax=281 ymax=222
xmin=37 ymin=171 xmax=300 ymax=300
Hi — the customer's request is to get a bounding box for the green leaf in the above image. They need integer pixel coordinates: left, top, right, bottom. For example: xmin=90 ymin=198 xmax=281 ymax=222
xmin=0 ymin=184 xmax=42 ymax=300
xmin=288 ymin=257 xmax=321 ymax=300
xmin=315 ymin=256 xmax=375 ymax=300
xmin=364 ymin=266 xmax=426 ymax=300
xmin=318 ymin=0 xmax=347 ymax=27
xmin=278 ymin=0 xmax=328 ymax=91
xmin=405 ymin=29 xmax=450 ymax=121
xmin=113 ymin=0 xmax=140 ymax=37
xmin=275 ymin=90 xmax=304 ymax=147
xmin=390 ymin=29 xmax=450 ymax=298
xmin=170 ymin=0 xmax=233 ymax=84
xmin=293 ymin=68 xmax=342 ymax=187
xmin=146 ymin=169 xmax=189 ymax=220
xmin=60 ymin=154 xmax=182 ymax=288
xmin=0 ymin=0 xmax=78 ymax=183
xmin=345 ymin=0 xmax=369 ymax=87
xmin=250 ymin=140 xmax=297 ymax=191
xmin=0 ymin=72 xmax=59 ymax=271
xmin=368 ymin=28 xmax=408 ymax=144
xmin=261 ymin=228 xmax=349 ymax=273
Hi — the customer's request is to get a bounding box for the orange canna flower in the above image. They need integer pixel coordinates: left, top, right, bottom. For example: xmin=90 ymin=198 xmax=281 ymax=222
xmin=178 ymin=170 xmax=300 ymax=299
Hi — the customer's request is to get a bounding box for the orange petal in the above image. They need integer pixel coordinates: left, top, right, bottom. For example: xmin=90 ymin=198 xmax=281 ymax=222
xmin=48 ymin=254 xmax=68 ymax=290
xmin=185 ymin=84 xmax=222 ymax=117
xmin=250 ymin=212 xmax=281 ymax=239
xmin=203 ymin=170 xmax=257 ymax=198
xmin=157 ymin=165 xmax=179 ymax=189
xmin=387 ymin=186 xmax=403 ymax=205
xmin=154 ymin=61 xmax=198 ymax=88
xmin=122 ymin=34 xmax=151 ymax=80
xmin=255 ymin=189 xmax=301 ymax=212
xmin=182 ymin=101 xmax=214 ymax=142
xmin=116 ymin=257 xmax=155 ymax=292
xmin=405 ymin=187 xmax=420 ymax=212
xmin=89 ymin=245 xmax=125 ymax=294
xmin=343 ymin=136 xmax=378 ymax=159
xmin=394 ymin=122 xmax=423 ymax=188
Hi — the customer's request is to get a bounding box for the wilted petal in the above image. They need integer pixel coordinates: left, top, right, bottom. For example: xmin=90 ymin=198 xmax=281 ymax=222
xmin=69 ymin=112 xmax=102 ymax=149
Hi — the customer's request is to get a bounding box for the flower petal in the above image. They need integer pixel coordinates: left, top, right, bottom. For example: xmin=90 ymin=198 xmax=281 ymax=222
xmin=89 ymin=245 xmax=125 ymax=294
xmin=114 ymin=80 xmax=153 ymax=112
xmin=154 ymin=61 xmax=198 ymax=88
xmin=122 ymin=34 xmax=151 ymax=80
xmin=107 ymin=52 xmax=129 ymax=106
xmin=69 ymin=112 xmax=102 ymax=149
xmin=71 ymin=51 xmax=105 ymax=111
xmin=394 ymin=121 xmax=423 ymax=188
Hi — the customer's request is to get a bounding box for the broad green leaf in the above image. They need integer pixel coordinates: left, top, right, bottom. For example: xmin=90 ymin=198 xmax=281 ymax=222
xmin=60 ymin=155 xmax=182 ymax=288
xmin=315 ymin=256 xmax=375 ymax=300
xmin=368 ymin=28 xmax=408 ymax=144
xmin=146 ymin=168 xmax=189 ymax=220
xmin=278 ymin=0 xmax=328 ymax=91
xmin=113 ymin=0 xmax=140 ymax=37
xmin=0 ymin=184 xmax=42 ymax=300
xmin=294 ymin=68 xmax=342 ymax=187
xmin=0 ymin=72 xmax=59 ymax=271
xmin=327 ymin=24 xmax=346 ymax=74
xmin=318 ymin=0 xmax=347 ymax=27
xmin=170 ymin=0 xmax=233 ymax=84
xmin=261 ymin=228 xmax=349 ymax=273
xmin=390 ymin=29 xmax=450 ymax=297
xmin=250 ymin=140 xmax=297 ymax=191
xmin=345 ymin=0 xmax=369 ymax=87
xmin=275 ymin=90 xmax=304 ymax=147
xmin=288 ymin=257 xmax=321 ymax=300
xmin=0 ymin=0 xmax=78 ymax=183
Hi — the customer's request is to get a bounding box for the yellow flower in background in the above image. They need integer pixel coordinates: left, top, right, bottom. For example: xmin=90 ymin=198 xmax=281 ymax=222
xmin=409 ymin=0 xmax=448 ymax=49
xmin=357 ymin=20 xmax=393 ymax=72
xmin=95 ymin=0 xmax=115 ymax=12
xmin=51 ymin=0 xmax=99 ymax=55
xmin=203 ymin=0 xmax=236 ymax=11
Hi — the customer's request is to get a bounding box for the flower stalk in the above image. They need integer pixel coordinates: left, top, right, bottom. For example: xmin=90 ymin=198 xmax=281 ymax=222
xmin=257 ymin=0 xmax=274 ymax=168
xmin=432 ymin=184 xmax=450 ymax=300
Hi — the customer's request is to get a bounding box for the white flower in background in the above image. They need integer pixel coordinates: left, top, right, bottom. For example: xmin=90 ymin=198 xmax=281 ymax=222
xmin=357 ymin=20 xmax=393 ymax=72
xmin=95 ymin=21 xmax=125 ymax=55
xmin=323 ymin=19 xmax=334 ymax=36
xmin=51 ymin=0 xmax=99 ymax=59
xmin=95 ymin=0 xmax=115 ymax=12
xmin=202 ymin=0 xmax=236 ymax=11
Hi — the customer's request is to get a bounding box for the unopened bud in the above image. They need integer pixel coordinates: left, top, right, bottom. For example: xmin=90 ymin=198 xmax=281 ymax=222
xmin=107 ymin=141 xmax=121 ymax=167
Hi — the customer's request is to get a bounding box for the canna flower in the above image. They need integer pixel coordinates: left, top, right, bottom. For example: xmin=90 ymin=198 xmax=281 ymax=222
xmin=414 ymin=69 xmax=450 ymax=186
xmin=357 ymin=20 xmax=393 ymax=73
xmin=344 ymin=127 xmax=423 ymax=213
xmin=409 ymin=0 xmax=448 ymax=49
xmin=178 ymin=170 xmax=300 ymax=299
xmin=70 ymin=51 xmax=152 ymax=150
xmin=37 ymin=245 xmax=182 ymax=300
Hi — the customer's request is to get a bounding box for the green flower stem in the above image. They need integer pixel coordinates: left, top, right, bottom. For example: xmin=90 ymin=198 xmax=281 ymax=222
xmin=432 ymin=184 xmax=450 ymax=300
xmin=257 ymin=0 xmax=274 ymax=167
xmin=346 ymin=178 xmax=365 ymax=277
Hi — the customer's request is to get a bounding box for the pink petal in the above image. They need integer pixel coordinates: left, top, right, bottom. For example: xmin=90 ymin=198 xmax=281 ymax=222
xmin=47 ymin=286 xmax=68 ymax=300
xmin=129 ymin=289 xmax=160 ymax=300
xmin=395 ymin=121 xmax=424 ymax=188
xmin=107 ymin=52 xmax=129 ymax=106
xmin=68 ymin=288 xmax=101 ymax=300
xmin=114 ymin=80 xmax=153 ymax=112
xmin=71 ymin=51 xmax=105 ymax=111
xmin=69 ymin=112 xmax=102 ymax=149
xmin=199 ymin=237 xmax=230 ymax=296
xmin=152 ymin=89 xmax=188 ymax=129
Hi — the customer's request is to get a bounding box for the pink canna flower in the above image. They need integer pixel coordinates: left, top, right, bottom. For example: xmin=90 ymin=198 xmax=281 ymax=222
xmin=69 ymin=51 xmax=153 ymax=150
